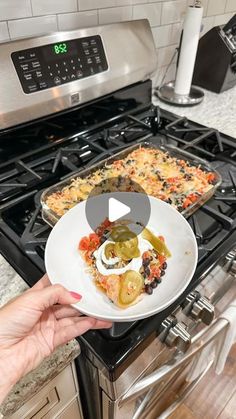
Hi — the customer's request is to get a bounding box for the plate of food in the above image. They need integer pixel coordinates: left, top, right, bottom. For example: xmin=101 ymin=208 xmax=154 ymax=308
xmin=45 ymin=193 xmax=198 ymax=322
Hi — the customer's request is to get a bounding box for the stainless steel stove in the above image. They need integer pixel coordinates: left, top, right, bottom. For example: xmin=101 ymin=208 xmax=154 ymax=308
xmin=0 ymin=20 xmax=236 ymax=419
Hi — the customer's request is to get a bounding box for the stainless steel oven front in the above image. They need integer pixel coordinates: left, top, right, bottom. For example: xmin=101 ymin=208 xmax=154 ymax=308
xmin=78 ymin=246 xmax=236 ymax=419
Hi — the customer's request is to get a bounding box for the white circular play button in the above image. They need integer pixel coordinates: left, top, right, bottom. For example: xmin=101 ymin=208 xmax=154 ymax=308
xmin=108 ymin=197 xmax=131 ymax=222
xmin=85 ymin=177 xmax=151 ymax=239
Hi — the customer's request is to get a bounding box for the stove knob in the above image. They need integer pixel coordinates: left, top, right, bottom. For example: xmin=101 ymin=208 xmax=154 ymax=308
xmin=230 ymin=259 xmax=236 ymax=276
xmin=183 ymin=292 xmax=214 ymax=325
xmin=160 ymin=317 xmax=191 ymax=352
xmin=224 ymin=249 xmax=236 ymax=275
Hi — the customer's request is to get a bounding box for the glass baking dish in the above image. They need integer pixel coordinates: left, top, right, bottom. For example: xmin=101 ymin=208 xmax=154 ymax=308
xmin=41 ymin=141 xmax=222 ymax=227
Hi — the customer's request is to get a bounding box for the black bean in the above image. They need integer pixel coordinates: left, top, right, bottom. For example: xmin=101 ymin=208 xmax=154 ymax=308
xmin=144 ymin=267 xmax=150 ymax=276
xmin=160 ymin=269 xmax=165 ymax=276
xmin=162 ymin=262 xmax=167 ymax=270
xmin=151 ymin=281 xmax=158 ymax=289
xmin=145 ymin=285 xmax=153 ymax=295
xmin=143 ymin=258 xmax=150 ymax=267
xmin=177 ymin=205 xmax=183 ymax=212
xmin=155 ymin=278 xmax=162 ymax=284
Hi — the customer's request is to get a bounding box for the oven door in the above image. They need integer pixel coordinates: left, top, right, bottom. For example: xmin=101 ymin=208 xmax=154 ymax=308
xmin=101 ymin=318 xmax=229 ymax=419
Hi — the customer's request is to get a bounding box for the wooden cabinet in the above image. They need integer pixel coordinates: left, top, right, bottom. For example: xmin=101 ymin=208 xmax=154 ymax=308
xmin=9 ymin=362 xmax=83 ymax=419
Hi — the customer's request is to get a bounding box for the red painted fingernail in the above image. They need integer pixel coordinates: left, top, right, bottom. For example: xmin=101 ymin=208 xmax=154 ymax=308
xmin=70 ymin=291 xmax=82 ymax=300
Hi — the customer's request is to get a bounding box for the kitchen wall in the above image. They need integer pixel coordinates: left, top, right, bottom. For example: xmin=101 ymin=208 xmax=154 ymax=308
xmin=0 ymin=0 xmax=236 ymax=86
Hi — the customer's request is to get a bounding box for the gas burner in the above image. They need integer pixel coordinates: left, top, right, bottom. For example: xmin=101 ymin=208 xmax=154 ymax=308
xmin=161 ymin=116 xmax=236 ymax=161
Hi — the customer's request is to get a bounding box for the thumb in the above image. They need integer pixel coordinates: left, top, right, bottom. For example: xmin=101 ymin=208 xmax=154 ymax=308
xmin=24 ymin=284 xmax=82 ymax=311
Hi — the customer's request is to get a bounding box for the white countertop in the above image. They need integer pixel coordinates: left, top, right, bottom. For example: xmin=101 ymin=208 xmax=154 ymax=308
xmin=153 ymin=86 xmax=236 ymax=139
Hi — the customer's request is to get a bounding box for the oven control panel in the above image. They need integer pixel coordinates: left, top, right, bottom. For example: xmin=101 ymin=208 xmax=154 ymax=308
xmin=11 ymin=35 xmax=108 ymax=94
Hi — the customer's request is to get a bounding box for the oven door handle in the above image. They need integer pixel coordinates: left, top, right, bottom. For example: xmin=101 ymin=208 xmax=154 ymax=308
xmin=157 ymin=359 xmax=214 ymax=419
xmin=121 ymin=318 xmax=228 ymax=403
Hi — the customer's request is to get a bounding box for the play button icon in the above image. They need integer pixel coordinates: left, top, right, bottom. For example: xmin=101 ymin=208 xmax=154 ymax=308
xmin=108 ymin=197 xmax=131 ymax=222
xmin=85 ymin=176 xmax=151 ymax=239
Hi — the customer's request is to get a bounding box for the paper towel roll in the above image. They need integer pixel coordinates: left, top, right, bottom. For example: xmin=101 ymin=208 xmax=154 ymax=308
xmin=174 ymin=5 xmax=203 ymax=96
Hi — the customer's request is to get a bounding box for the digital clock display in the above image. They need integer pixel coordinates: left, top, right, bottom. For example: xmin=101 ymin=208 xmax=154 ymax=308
xmin=53 ymin=43 xmax=68 ymax=54
xmin=42 ymin=39 xmax=77 ymax=61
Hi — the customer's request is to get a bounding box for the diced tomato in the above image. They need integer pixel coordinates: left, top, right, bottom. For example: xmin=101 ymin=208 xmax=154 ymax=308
xmin=89 ymin=233 xmax=100 ymax=247
xmin=113 ymin=160 xmax=122 ymax=166
xmin=150 ymin=265 xmax=161 ymax=279
xmin=85 ymin=250 xmax=94 ymax=265
xmin=158 ymin=235 xmax=165 ymax=242
xmin=167 ymin=177 xmax=178 ymax=183
xmin=183 ymin=198 xmax=192 ymax=209
xmin=142 ymin=251 xmax=151 ymax=259
xmin=187 ymin=193 xmax=198 ymax=203
xmin=103 ymin=218 xmax=111 ymax=228
xmin=79 ymin=236 xmax=90 ymax=251
xmin=170 ymin=185 xmax=177 ymax=193
xmin=159 ymin=194 xmax=167 ymax=201
xmin=158 ymin=255 xmax=166 ymax=265
xmin=207 ymin=173 xmax=215 ymax=183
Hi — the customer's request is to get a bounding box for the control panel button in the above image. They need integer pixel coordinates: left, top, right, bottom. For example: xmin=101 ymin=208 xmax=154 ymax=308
xmin=29 ymin=52 xmax=36 ymax=59
xmin=18 ymin=53 xmax=27 ymax=61
xmin=24 ymin=73 xmax=33 ymax=81
xmin=32 ymin=61 xmax=41 ymax=69
xmin=20 ymin=63 xmax=30 ymax=71
xmin=39 ymin=81 xmax=48 ymax=89
xmin=76 ymin=70 xmax=83 ymax=78
xmin=95 ymin=56 xmax=101 ymax=64
xmin=35 ymin=70 xmax=43 ymax=78
xmin=54 ymin=76 xmax=61 ymax=85
xmin=27 ymin=83 xmax=37 ymax=93
xmin=82 ymin=41 xmax=89 ymax=48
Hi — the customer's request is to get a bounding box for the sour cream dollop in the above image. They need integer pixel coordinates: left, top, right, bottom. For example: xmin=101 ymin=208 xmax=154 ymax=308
xmin=93 ymin=236 xmax=152 ymax=276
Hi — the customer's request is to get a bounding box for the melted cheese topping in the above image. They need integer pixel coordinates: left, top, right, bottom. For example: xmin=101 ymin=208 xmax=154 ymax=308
xmin=46 ymin=147 xmax=215 ymax=216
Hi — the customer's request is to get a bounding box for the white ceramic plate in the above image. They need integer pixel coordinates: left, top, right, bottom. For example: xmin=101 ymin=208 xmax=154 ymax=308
xmin=45 ymin=193 xmax=198 ymax=322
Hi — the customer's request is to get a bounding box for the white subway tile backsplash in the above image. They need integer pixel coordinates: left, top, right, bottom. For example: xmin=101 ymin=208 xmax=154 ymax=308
xmin=152 ymin=63 xmax=176 ymax=88
xmin=79 ymin=0 xmax=132 ymax=11
xmin=171 ymin=22 xmax=182 ymax=44
xmin=225 ymin=0 xmax=236 ymax=13
xmin=0 ymin=0 xmax=235 ymax=72
xmin=133 ymin=3 xmax=161 ymax=26
xmin=58 ymin=11 xmax=98 ymax=31
xmin=152 ymin=25 xmax=173 ymax=48
xmin=0 ymin=22 xmax=9 ymax=42
xmin=207 ymin=0 xmax=227 ymax=16
xmin=98 ymin=6 xmax=132 ymax=24
xmin=161 ymin=1 xmax=187 ymax=25
xmin=157 ymin=44 xmax=177 ymax=67
xmin=8 ymin=15 xmax=57 ymax=39
xmin=0 ymin=0 xmax=32 ymax=21
xmin=32 ymin=0 xmax=77 ymax=17
xmin=214 ymin=12 xmax=234 ymax=26
xmin=201 ymin=16 xmax=214 ymax=36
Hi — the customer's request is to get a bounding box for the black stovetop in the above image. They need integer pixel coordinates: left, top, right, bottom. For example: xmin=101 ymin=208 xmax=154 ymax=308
xmin=0 ymin=80 xmax=235 ymax=380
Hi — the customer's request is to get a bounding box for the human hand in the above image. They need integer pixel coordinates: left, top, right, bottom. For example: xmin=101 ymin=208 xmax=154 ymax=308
xmin=0 ymin=275 xmax=111 ymax=402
